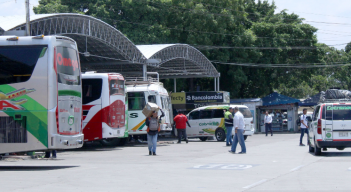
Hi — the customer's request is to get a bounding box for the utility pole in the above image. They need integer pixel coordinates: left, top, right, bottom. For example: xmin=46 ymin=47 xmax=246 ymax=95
xmin=25 ymin=0 xmax=30 ymax=36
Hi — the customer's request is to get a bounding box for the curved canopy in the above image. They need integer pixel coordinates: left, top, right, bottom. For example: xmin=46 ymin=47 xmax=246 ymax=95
xmin=0 ymin=14 xmax=219 ymax=79
xmin=137 ymin=44 xmax=219 ymax=79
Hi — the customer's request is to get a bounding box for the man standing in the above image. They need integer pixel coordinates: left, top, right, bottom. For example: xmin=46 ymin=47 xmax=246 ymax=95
xmin=224 ymin=107 xmax=234 ymax=146
xmin=300 ymin=109 xmax=309 ymax=146
xmin=173 ymin=111 xmax=191 ymax=144
xmin=264 ymin=111 xmax=273 ymax=136
xmin=228 ymin=107 xmax=246 ymax=154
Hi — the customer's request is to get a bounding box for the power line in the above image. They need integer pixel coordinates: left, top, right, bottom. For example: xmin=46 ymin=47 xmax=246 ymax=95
xmin=212 ymin=61 xmax=351 ymax=68
xmin=99 ymin=16 xmax=320 ymax=42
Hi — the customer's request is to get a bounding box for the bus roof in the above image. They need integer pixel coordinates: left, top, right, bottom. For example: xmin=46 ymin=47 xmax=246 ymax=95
xmin=0 ymin=35 xmax=76 ymax=46
xmin=191 ymin=104 xmax=249 ymax=111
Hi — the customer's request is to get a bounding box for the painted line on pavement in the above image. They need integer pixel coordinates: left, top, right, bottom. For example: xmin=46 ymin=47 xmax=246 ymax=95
xmin=290 ymin=165 xmax=305 ymax=172
xmin=243 ymin=179 xmax=267 ymax=189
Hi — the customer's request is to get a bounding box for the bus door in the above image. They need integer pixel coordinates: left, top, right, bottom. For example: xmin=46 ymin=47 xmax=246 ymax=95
xmin=56 ymin=46 xmax=81 ymax=136
xmin=106 ymin=76 xmax=125 ymax=136
xmin=82 ymin=78 xmax=103 ymax=141
xmin=128 ymin=92 xmax=146 ymax=132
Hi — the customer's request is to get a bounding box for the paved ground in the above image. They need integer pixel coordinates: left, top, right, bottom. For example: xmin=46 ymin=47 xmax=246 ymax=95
xmin=1 ymin=134 xmax=351 ymax=192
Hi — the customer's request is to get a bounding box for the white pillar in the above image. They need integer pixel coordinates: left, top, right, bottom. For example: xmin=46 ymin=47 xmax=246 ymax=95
xmin=143 ymin=64 xmax=147 ymax=81
xmin=174 ymin=78 xmax=176 ymax=92
xmin=217 ymin=77 xmax=220 ymax=91
xmin=214 ymin=77 xmax=217 ymax=91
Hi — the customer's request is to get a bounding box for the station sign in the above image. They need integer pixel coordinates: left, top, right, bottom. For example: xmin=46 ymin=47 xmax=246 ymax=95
xmin=171 ymin=91 xmax=230 ymax=104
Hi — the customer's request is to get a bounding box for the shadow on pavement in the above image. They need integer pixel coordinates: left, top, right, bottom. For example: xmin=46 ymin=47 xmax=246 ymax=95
xmin=0 ymin=165 xmax=79 ymax=171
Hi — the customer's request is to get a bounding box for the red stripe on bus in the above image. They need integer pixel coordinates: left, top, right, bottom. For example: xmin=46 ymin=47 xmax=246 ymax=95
xmin=83 ymin=105 xmax=94 ymax=110
xmin=333 ymin=139 xmax=351 ymax=141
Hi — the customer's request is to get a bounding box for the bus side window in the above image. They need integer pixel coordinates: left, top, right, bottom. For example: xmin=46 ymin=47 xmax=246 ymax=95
xmin=128 ymin=92 xmax=146 ymax=110
xmin=189 ymin=111 xmax=200 ymax=120
xmin=199 ymin=110 xmax=212 ymax=119
xmin=148 ymin=95 xmax=156 ymax=103
xmin=82 ymin=79 xmax=102 ymax=105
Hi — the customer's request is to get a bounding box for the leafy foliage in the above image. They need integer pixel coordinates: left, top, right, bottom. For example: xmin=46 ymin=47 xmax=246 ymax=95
xmin=34 ymin=0 xmax=351 ymax=99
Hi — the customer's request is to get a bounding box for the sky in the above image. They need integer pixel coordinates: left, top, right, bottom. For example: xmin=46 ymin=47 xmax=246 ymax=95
xmin=0 ymin=0 xmax=351 ymax=50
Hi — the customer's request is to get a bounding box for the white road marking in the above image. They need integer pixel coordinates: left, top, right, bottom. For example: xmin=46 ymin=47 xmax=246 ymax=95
xmin=290 ymin=165 xmax=305 ymax=172
xmin=243 ymin=179 xmax=267 ymax=189
xmin=348 ymin=167 xmax=351 ymax=171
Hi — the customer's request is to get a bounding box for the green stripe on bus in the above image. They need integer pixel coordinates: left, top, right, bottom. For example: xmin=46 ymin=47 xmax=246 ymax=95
xmin=137 ymin=123 xmax=146 ymax=130
xmin=0 ymin=85 xmax=48 ymax=147
xmin=58 ymin=90 xmax=81 ymax=98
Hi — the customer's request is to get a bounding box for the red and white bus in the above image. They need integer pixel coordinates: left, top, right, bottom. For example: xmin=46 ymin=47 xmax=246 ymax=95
xmin=82 ymin=72 xmax=128 ymax=146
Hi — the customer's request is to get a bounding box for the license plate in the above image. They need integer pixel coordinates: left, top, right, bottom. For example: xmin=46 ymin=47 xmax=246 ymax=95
xmin=339 ymin=132 xmax=348 ymax=137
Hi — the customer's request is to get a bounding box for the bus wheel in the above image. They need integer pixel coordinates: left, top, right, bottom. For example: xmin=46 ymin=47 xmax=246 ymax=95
xmin=244 ymin=135 xmax=248 ymax=141
xmin=199 ymin=137 xmax=208 ymax=142
xmin=215 ymin=129 xmax=226 ymax=141
xmin=100 ymin=138 xmax=120 ymax=146
xmin=117 ymin=138 xmax=128 ymax=146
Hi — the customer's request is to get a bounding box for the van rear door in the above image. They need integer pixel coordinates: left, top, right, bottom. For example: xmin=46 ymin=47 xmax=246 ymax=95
xmin=326 ymin=104 xmax=351 ymax=141
xmin=324 ymin=104 xmax=334 ymax=141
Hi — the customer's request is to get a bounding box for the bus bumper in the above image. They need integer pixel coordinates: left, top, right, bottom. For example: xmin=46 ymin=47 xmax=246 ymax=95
xmin=51 ymin=134 xmax=84 ymax=149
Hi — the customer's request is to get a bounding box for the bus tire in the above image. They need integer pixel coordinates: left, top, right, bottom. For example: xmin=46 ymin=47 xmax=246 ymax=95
xmin=199 ymin=137 xmax=208 ymax=141
xmin=215 ymin=128 xmax=226 ymax=141
xmin=244 ymin=135 xmax=248 ymax=141
xmin=100 ymin=138 xmax=120 ymax=146
xmin=117 ymin=138 xmax=128 ymax=146
xmin=314 ymin=139 xmax=321 ymax=156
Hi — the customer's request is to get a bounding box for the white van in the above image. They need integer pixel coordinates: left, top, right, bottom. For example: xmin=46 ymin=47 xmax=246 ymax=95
xmin=184 ymin=105 xmax=254 ymax=141
xmin=82 ymin=72 xmax=128 ymax=146
xmin=126 ymin=81 xmax=173 ymax=137
xmin=309 ymin=102 xmax=351 ymax=155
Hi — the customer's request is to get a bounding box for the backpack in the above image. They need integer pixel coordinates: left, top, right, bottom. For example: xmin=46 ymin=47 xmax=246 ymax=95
xmin=296 ymin=116 xmax=301 ymax=126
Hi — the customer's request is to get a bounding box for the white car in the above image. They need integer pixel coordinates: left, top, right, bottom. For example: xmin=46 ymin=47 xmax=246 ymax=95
xmin=182 ymin=105 xmax=254 ymax=141
xmin=309 ymin=102 xmax=351 ymax=155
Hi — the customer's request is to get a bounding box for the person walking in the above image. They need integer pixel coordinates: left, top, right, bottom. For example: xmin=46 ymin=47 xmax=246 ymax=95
xmin=145 ymin=109 xmax=165 ymax=155
xmin=264 ymin=111 xmax=273 ymax=136
xmin=224 ymin=107 xmax=234 ymax=146
xmin=228 ymin=107 xmax=246 ymax=154
xmin=299 ymin=109 xmax=309 ymax=146
xmin=173 ymin=110 xmax=191 ymax=144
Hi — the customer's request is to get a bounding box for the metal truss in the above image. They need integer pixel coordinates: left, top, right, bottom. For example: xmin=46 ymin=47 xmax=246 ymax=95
xmin=142 ymin=44 xmax=219 ymax=79
xmin=4 ymin=14 xmax=219 ymax=79
xmin=8 ymin=14 xmax=146 ymax=66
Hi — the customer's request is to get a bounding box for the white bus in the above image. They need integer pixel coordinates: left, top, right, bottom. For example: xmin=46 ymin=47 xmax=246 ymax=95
xmin=126 ymin=81 xmax=173 ymax=139
xmin=0 ymin=35 xmax=83 ymax=154
xmin=82 ymin=72 xmax=128 ymax=146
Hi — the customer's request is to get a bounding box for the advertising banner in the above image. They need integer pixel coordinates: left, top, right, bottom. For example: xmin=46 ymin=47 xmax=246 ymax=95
xmin=185 ymin=92 xmax=226 ymax=103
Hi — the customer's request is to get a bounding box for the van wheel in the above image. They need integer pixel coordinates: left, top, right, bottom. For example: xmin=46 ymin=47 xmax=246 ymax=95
xmin=244 ymin=135 xmax=248 ymax=141
xmin=100 ymin=138 xmax=120 ymax=146
xmin=199 ymin=137 xmax=208 ymax=142
xmin=215 ymin=129 xmax=226 ymax=141
xmin=314 ymin=139 xmax=321 ymax=156
xmin=309 ymin=142 xmax=314 ymax=153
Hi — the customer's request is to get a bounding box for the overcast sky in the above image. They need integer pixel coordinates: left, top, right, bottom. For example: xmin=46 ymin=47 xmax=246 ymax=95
xmin=0 ymin=0 xmax=351 ymax=50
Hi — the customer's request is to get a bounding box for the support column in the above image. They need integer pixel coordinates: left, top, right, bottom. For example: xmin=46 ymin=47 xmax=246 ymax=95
xmin=217 ymin=73 xmax=221 ymax=91
xmin=143 ymin=64 xmax=147 ymax=81
xmin=214 ymin=77 xmax=217 ymax=91
xmin=25 ymin=0 xmax=30 ymax=36
xmin=174 ymin=78 xmax=176 ymax=93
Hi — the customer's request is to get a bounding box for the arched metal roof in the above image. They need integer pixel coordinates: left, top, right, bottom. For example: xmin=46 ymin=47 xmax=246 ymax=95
xmin=0 ymin=14 xmax=219 ymax=79
xmin=137 ymin=44 xmax=219 ymax=79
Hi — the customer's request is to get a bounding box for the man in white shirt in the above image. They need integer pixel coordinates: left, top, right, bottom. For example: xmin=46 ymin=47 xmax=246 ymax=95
xmin=228 ymin=107 xmax=246 ymax=154
xmin=300 ymin=109 xmax=309 ymax=146
xmin=264 ymin=111 xmax=273 ymax=136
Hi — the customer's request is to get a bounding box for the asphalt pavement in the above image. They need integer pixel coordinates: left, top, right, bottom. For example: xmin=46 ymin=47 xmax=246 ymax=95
xmin=1 ymin=134 xmax=351 ymax=192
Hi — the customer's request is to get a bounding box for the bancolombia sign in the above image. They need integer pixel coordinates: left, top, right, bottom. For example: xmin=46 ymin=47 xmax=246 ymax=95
xmin=186 ymin=92 xmax=224 ymax=103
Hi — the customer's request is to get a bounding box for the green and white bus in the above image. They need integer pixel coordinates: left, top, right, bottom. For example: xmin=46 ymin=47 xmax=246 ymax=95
xmin=0 ymin=35 xmax=83 ymax=154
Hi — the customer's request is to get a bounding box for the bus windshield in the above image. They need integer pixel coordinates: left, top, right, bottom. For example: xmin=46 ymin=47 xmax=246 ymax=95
xmin=56 ymin=46 xmax=81 ymax=85
xmin=0 ymin=45 xmax=47 ymax=85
